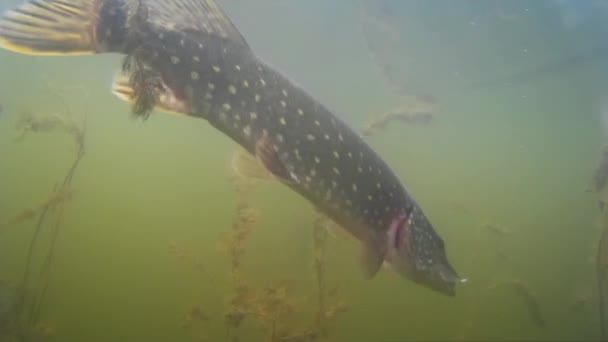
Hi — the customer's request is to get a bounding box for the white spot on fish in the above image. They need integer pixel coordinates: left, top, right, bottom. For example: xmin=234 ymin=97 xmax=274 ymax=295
xmin=338 ymin=134 xmax=344 ymax=141
xmin=280 ymin=100 xmax=287 ymax=108
xmin=158 ymin=32 xmax=164 ymax=39
xmin=282 ymin=89 xmax=288 ymax=97
xmin=193 ymin=56 xmax=200 ymax=62
xmin=180 ymin=39 xmax=185 ymax=47
xmin=307 ymin=134 xmax=316 ymax=141
xmin=219 ymin=112 xmax=227 ymax=122
xmin=314 ymin=120 xmax=320 ymax=126
xmin=250 ymin=112 xmax=258 ymax=120
xmin=208 ymin=83 xmax=215 ymax=90
xmin=297 ymin=108 xmax=304 ymax=116
xmin=368 ymin=195 xmax=373 ymax=201
xmin=277 ymin=134 xmax=284 ymax=143
xmin=324 ymin=134 xmax=330 ymax=140
xmin=235 ymin=114 xmax=241 ymax=121
xmin=243 ymin=125 xmax=251 ymax=136
xmin=255 ymin=94 xmax=261 ymax=102
xmin=333 ymin=151 xmax=340 ymax=159
xmin=280 ymin=117 xmax=287 ymax=125
xmin=235 ymin=65 xmax=241 ymax=71
xmin=223 ymin=103 xmax=231 ymax=111
xmin=171 ymin=56 xmax=180 ymax=64
xmin=347 ymin=152 xmax=353 ymax=159
xmin=205 ymin=93 xmax=213 ymax=100
xmin=198 ymin=43 xmax=204 ymax=49
xmin=212 ymin=65 xmax=221 ymax=73
xmin=190 ymin=71 xmax=199 ymax=80
xmin=314 ymin=156 xmax=320 ymax=164
xmin=184 ymin=86 xmax=194 ymax=99
xmin=333 ymin=167 xmax=340 ymax=175
xmin=243 ymin=80 xmax=249 ymax=88
xmin=352 ymin=184 xmax=358 ymax=192
xmin=310 ymin=169 xmax=317 ymax=177
xmin=324 ymin=190 xmax=332 ymax=201
xmin=260 ymin=78 xmax=266 ymax=86
xmin=228 ymin=85 xmax=237 ymax=95
xmin=358 ymin=166 xmax=363 ymax=173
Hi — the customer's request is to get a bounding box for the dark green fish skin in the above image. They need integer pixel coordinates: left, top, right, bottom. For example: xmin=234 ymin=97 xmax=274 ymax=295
xmin=0 ymin=0 xmax=460 ymax=296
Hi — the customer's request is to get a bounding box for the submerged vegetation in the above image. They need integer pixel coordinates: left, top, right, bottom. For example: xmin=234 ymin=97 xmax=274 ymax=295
xmin=168 ymin=152 xmax=348 ymax=342
xmin=361 ymin=95 xmax=435 ymax=137
xmin=0 ymin=83 xmax=88 ymax=341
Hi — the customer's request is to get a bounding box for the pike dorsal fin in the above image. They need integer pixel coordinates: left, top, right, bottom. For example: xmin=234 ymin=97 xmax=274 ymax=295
xmin=141 ymin=0 xmax=249 ymax=48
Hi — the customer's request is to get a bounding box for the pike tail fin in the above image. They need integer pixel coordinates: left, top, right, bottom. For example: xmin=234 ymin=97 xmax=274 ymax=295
xmin=0 ymin=0 xmax=128 ymax=55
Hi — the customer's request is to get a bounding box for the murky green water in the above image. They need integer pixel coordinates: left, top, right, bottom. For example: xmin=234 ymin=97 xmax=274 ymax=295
xmin=0 ymin=0 xmax=606 ymax=341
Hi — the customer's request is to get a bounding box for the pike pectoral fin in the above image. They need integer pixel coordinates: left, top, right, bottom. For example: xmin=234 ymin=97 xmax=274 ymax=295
xmin=231 ymin=148 xmax=273 ymax=181
xmin=111 ymin=71 xmax=191 ymax=116
xmin=254 ymin=132 xmax=294 ymax=182
xmin=360 ymin=233 xmax=387 ymax=279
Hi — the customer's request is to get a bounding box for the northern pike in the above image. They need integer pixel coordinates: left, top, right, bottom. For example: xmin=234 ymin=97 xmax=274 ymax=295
xmin=0 ymin=0 xmax=461 ymax=295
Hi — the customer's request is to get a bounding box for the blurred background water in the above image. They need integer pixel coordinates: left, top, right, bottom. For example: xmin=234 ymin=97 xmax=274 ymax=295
xmin=0 ymin=0 xmax=606 ymax=341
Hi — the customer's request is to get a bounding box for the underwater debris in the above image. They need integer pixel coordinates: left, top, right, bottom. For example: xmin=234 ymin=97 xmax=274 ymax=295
xmin=479 ymin=222 xmax=511 ymax=237
xmin=360 ymin=2 xmax=408 ymax=98
xmin=311 ymin=210 xmax=348 ymax=336
xmin=13 ymin=107 xmax=84 ymax=144
xmin=180 ymin=304 xmax=210 ymax=329
xmin=169 ymin=241 xmax=212 ymax=277
xmin=0 ymin=280 xmax=18 ymax=337
xmin=362 ymin=95 xmax=436 ymax=137
xmin=32 ymin=321 xmax=56 ymax=339
xmin=597 ymin=205 xmax=608 ymax=340
xmin=0 ymin=209 xmax=37 ymax=231
xmin=568 ymin=287 xmax=594 ymax=314
xmin=312 ymin=212 xmax=328 ymax=328
xmin=487 ymin=280 xmax=546 ymax=327
xmin=593 ymin=145 xmax=608 ymax=194
xmin=0 ymin=185 xmax=72 ymax=232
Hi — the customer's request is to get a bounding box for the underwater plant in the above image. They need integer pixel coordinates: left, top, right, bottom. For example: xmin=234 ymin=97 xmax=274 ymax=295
xmin=361 ymin=95 xmax=436 ymax=137
xmin=2 ymin=83 xmax=88 ymax=341
xmin=171 ymin=151 xmax=349 ymax=342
